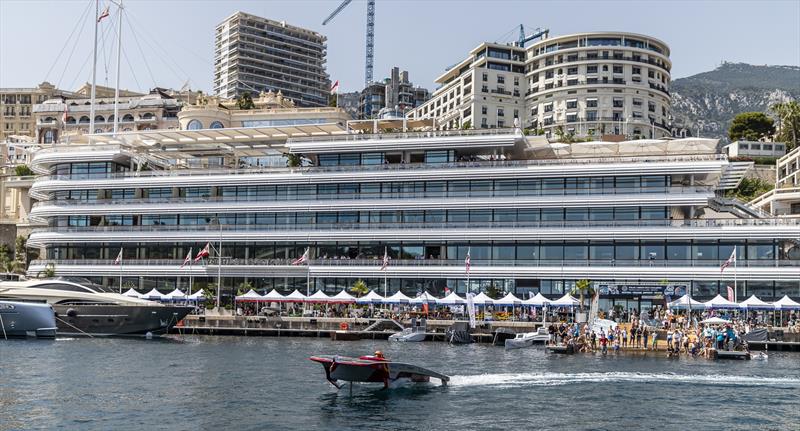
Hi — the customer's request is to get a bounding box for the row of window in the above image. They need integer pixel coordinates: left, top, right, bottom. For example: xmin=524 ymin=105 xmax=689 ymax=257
xmin=56 ymin=206 xmax=672 ymax=228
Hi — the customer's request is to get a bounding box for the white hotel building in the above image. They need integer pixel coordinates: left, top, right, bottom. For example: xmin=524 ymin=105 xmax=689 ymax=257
xmin=409 ymin=32 xmax=673 ymax=140
xmin=23 ymin=122 xmax=800 ymax=311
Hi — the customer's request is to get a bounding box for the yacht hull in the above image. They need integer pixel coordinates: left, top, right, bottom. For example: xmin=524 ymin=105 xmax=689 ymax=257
xmin=0 ymin=301 xmax=57 ymax=338
xmin=53 ymin=304 xmax=192 ymax=336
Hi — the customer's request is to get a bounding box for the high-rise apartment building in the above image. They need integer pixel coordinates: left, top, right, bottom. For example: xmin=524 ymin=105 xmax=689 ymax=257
xmin=213 ymin=11 xmax=330 ymax=107
xmin=408 ymin=32 xmax=672 ymax=140
xmin=1 ymin=82 xmax=73 ymax=140
xmin=358 ymin=67 xmax=430 ymax=119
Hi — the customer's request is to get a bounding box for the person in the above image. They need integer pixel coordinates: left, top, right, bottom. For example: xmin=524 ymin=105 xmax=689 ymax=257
xmin=666 ymin=328 xmax=673 ymax=351
xmin=642 ymin=327 xmax=649 ymax=350
xmin=373 ymin=350 xmax=385 ymax=359
xmin=651 ymin=330 xmax=658 ymax=350
xmin=599 ymin=331 xmax=608 ymax=355
xmin=636 ymin=327 xmax=642 ymax=349
xmin=590 ymin=330 xmax=597 ymax=351
xmin=622 ymin=328 xmax=628 ymax=348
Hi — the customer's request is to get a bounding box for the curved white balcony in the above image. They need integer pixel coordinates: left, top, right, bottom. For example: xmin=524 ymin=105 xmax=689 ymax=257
xmin=30 ymin=145 xmax=131 ymax=174
xmin=29 ymin=190 xmax=712 ymax=218
xmin=26 ymin=218 xmax=800 ymax=247
xmin=28 ymin=155 xmax=729 ymax=197
xmin=26 ymin=258 xmax=800 ymax=282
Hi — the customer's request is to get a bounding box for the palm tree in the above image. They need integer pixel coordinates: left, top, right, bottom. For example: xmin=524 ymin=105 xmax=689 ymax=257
xmin=571 ymin=279 xmax=593 ymax=313
xmin=772 ymin=101 xmax=800 ymax=150
xmin=349 ymin=279 xmax=368 ymax=297
xmin=36 ymin=262 xmax=56 ymax=278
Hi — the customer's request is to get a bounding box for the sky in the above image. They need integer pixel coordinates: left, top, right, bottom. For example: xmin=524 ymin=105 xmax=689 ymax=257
xmin=1 ymin=0 xmax=799 ymax=94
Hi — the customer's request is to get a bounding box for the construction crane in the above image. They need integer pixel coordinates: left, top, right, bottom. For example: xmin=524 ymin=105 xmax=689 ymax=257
xmin=516 ymin=25 xmax=549 ymax=47
xmin=323 ymin=0 xmax=376 ymax=87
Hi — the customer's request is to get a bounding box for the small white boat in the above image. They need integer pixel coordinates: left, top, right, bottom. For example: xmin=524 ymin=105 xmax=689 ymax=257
xmin=388 ymin=317 xmax=427 ymax=342
xmin=504 ymin=327 xmax=551 ymax=349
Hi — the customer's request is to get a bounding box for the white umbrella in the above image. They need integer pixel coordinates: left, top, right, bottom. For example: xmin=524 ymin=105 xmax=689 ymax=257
xmin=410 ymin=291 xmax=439 ymax=305
xmin=700 ymin=317 xmax=731 ymax=325
xmin=667 ymin=294 xmax=704 ymax=310
xmin=703 ymin=294 xmax=739 ymax=310
xmin=469 ymin=292 xmax=495 ymax=306
xmin=739 ymin=294 xmax=774 ymax=310
xmin=383 ymin=291 xmax=412 ymax=304
xmin=235 ymin=289 xmax=264 ymax=302
xmin=522 ymin=292 xmax=550 ymax=307
xmin=437 ymin=292 xmax=465 ymax=305
xmin=307 ymin=290 xmax=332 ymax=303
xmin=494 ymin=292 xmax=522 ymax=306
xmin=284 ymin=289 xmax=307 ymax=303
xmin=356 ymin=290 xmax=384 ymax=304
xmin=773 ymin=295 xmax=800 ymax=310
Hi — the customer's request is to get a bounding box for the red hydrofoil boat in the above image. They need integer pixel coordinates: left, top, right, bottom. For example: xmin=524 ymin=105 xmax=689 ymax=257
xmin=309 ymin=352 xmax=449 ymax=389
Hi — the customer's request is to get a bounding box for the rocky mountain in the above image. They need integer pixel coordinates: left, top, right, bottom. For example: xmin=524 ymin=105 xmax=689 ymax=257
xmin=670 ymin=62 xmax=800 ymax=141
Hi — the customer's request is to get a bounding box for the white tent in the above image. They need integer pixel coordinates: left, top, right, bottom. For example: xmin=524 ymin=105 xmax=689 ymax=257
xmin=187 ymin=289 xmax=205 ymax=301
xmin=703 ymin=294 xmax=739 ymax=310
xmin=522 ymin=292 xmax=551 ymax=307
xmin=437 ymin=292 xmax=466 ymax=305
xmin=235 ymin=289 xmax=264 ymax=302
xmin=283 ymin=289 xmax=307 ymax=303
xmin=494 ymin=292 xmax=522 ymax=306
xmin=774 ymin=295 xmax=800 ymax=310
xmin=356 ymin=290 xmax=384 ymax=304
xmin=262 ymin=289 xmax=287 ymax=302
xmin=738 ymin=294 xmax=774 ymax=310
xmin=329 ymin=290 xmax=357 ymax=303
xmin=163 ymin=288 xmax=186 ymax=300
xmin=469 ymin=292 xmax=495 ymax=306
xmin=122 ymin=288 xmax=140 ymax=298
xmin=383 ymin=291 xmax=412 ymax=304
xmin=410 ymin=291 xmax=439 ymax=305
xmin=667 ymin=294 xmax=705 ymax=310
xmin=307 ymin=290 xmax=332 ymax=303
xmin=550 ymin=293 xmax=580 ymax=308
xmin=700 ymin=317 xmax=731 ymax=325
xmin=143 ymin=288 xmax=165 ymax=301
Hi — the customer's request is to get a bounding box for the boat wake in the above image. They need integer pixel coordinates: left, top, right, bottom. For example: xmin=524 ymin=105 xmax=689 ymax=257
xmin=448 ymin=372 xmax=800 ymax=388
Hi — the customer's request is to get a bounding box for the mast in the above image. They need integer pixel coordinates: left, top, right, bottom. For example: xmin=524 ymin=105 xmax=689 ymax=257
xmin=113 ymin=1 xmax=123 ymax=134
xmin=89 ymin=0 xmax=99 ymax=134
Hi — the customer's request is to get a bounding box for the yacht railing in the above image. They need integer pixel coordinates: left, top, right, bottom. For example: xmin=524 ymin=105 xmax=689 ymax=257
xmin=30 ymin=217 xmax=800 ymax=235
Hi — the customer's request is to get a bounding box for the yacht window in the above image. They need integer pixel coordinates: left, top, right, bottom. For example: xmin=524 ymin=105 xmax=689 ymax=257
xmin=30 ymin=283 xmax=93 ymax=293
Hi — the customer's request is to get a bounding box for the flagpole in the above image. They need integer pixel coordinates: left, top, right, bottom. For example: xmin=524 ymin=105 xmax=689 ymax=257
xmin=112 ymin=1 xmax=123 ymax=134
xmin=119 ymin=249 xmax=122 ymax=294
xmin=383 ymin=246 xmax=388 ymax=298
xmin=89 ymin=0 xmax=99 ymax=134
xmin=733 ymin=246 xmax=737 ymax=303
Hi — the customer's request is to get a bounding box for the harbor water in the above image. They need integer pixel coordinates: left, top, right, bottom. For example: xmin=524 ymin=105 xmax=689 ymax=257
xmin=1 ymin=336 xmax=799 ymax=430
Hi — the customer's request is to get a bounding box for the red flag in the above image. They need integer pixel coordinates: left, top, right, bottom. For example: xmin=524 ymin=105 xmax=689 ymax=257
xmin=180 ymin=248 xmax=192 ymax=268
xmin=330 ymin=80 xmax=339 ymax=95
xmin=113 ymin=248 xmax=123 ymax=265
xmin=194 ymin=243 xmax=210 ymax=262
xmin=292 ymin=248 xmax=309 ymax=265
xmin=727 ymin=285 xmax=735 ymax=303
xmin=97 ymin=6 xmax=110 ymax=23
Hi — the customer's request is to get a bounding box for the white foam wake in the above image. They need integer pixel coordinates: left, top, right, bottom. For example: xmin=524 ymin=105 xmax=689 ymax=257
xmin=448 ymin=372 xmax=800 ymax=388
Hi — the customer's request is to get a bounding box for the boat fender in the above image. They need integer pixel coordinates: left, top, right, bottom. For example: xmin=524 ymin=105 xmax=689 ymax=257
xmin=66 ymin=308 xmax=77 ymax=317
xmin=340 ymin=322 xmax=349 ymax=331
xmin=145 ymin=332 xmax=153 ymax=340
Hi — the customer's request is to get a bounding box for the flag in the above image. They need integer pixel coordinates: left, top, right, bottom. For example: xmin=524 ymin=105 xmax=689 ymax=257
xmin=194 ymin=243 xmax=210 ymax=262
xmin=466 ymin=292 xmax=476 ymax=329
xmin=181 ymin=248 xmax=192 ymax=269
xmin=330 ymin=80 xmax=339 ymax=95
xmin=113 ymin=248 xmax=123 ymax=265
xmin=380 ymin=247 xmax=389 ymax=270
xmin=465 ymin=247 xmax=471 ymax=275
xmin=720 ymin=247 xmax=736 ymax=272
xmin=726 ymin=285 xmax=735 ymax=303
xmin=180 ymin=80 xmax=190 ymax=92
xmin=97 ymin=6 xmax=110 ymax=22
xmin=292 ymin=247 xmax=309 ymax=265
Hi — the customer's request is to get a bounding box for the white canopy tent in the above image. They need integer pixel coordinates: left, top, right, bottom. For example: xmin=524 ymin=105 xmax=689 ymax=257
xmin=667 ymin=294 xmax=705 ymax=310
xmin=383 ymin=291 xmax=412 ymax=304
xmin=703 ymin=294 xmax=740 ymax=310
xmin=262 ymin=289 xmax=287 ymax=302
xmin=774 ymin=295 xmax=800 ymax=310
xmin=550 ymin=294 xmax=580 ymax=308
xmin=469 ymin=292 xmax=495 ymax=306
xmin=235 ymin=289 xmax=264 ymax=302
xmin=437 ymin=292 xmax=466 ymax=305
xmin=494 ymin=293 xmax=523 ymax=306
xmin=356 ymin=290 xmax=385 ymax=304
xmin=410 ymin=291 xmax=439 ymax=305
xmin=738 ymin=295 xmax=774 ymax=310
xmin=143 ymin=288 xmax=165 ymax=301
xmin=187 ymin=289 xmax=205 ymax=301
xmin=522 ymin=292 xmax=551 ymax=307
xmin=284 ymin=289 xmax=307 ymax=303
xmin=163 ymin=288 xmax=187 ymax=301
xmin=307 ymin=290 xmax=333 ymax=303
xmin=329 ymin=290 xmax=357 ymax=304
xmin=122 ymin=288 xmax=140 ymax=298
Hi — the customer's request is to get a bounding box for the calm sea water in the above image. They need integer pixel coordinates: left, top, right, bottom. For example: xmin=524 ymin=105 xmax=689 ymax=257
xmin=1 ymin=335 xmax=799 ymax=431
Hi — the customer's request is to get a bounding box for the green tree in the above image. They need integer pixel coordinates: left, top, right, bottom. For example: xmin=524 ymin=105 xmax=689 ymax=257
xmin=726 ymin=177 xmax=774 ymax=202
xmin=728 ymin=112 xmax=775 ymax=142
xmin=285 ymin=153 xmax=302 ymax=168
xmin=237 ymin=281 xmax=253 ymax=296
xmin=349 ymin=279 xmax=368 ymax=297
xmin=461 ymin=120 xmax=472 ymax=130
xmin=571 ymin=279 xmax=594 ymax=313
xmin=771 ymin=101 xmax=800 ymax=150
xmin=202 ymin=287 xmax=216 ymax=309
xmin=235 ymin=92 xmax=255 ymax=110
xmin=14 ymin=165 xmax=33 ymax=176
xmin=485 ymin=283 xmax=501 ymax=299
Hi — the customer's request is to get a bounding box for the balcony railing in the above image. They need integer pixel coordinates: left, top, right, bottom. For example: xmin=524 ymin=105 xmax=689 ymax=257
xmin=30 ymin=217 xmax=800 ymax=235
xmin=287 ymin=127 xmax=521 ymax=144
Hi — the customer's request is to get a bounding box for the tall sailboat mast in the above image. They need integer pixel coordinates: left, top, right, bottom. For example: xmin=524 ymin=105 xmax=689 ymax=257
xmin=112 ymin=1 xmax=123 ymax=134
xmin=89 ymin=0 xmax=99 ymax=134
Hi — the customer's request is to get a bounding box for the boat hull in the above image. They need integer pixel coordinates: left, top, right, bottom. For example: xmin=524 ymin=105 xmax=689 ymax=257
xmin=309 ymin=355 xmax=449 ymax=388
xmin=0 ymin=301 xmax=57 ymax=338
xmin=53 ymin=304 xmax=192 ymax=336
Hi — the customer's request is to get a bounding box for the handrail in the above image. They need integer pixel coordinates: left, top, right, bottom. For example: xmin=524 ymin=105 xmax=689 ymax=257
xmin=29 ymin=217 xmax=800 ymax=235
xmin=287 ymin=128 xmax=522 ymax=144
xmin=31 ymin=154 xmax=729 ymax=183
xmin=31 ymin=186 xmax=713 ymax=209
xmin=28 ymin=258 xmax=799 ymax=268
xmin=749 ymin=186 xmax=800 ymax=208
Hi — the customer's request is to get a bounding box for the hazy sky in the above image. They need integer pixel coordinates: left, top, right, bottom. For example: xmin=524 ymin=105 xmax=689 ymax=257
xmin=1 ymin=0 xmax=799 ymax=94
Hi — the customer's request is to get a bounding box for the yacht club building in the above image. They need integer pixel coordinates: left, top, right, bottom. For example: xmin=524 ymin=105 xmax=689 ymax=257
xmin=24 ymin=127 xmax=800 ymax=310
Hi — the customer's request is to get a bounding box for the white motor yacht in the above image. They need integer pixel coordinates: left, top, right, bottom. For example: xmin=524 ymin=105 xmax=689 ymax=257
xmin=504 ymin=327 xmax=551 ymax=349
xmin=389 ymin=318 xmax=427 ymax=342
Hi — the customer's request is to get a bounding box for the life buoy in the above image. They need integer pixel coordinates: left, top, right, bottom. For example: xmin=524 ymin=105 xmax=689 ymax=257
xmin=339 ymin=322 xmax=349 ymax=331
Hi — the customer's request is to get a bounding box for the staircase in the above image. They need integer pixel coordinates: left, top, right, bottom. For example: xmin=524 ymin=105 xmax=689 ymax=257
xmin=717 ymin=161 xmax=752 ymax=189
xmin=708 ymin=196 xmax=772 ymax=219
